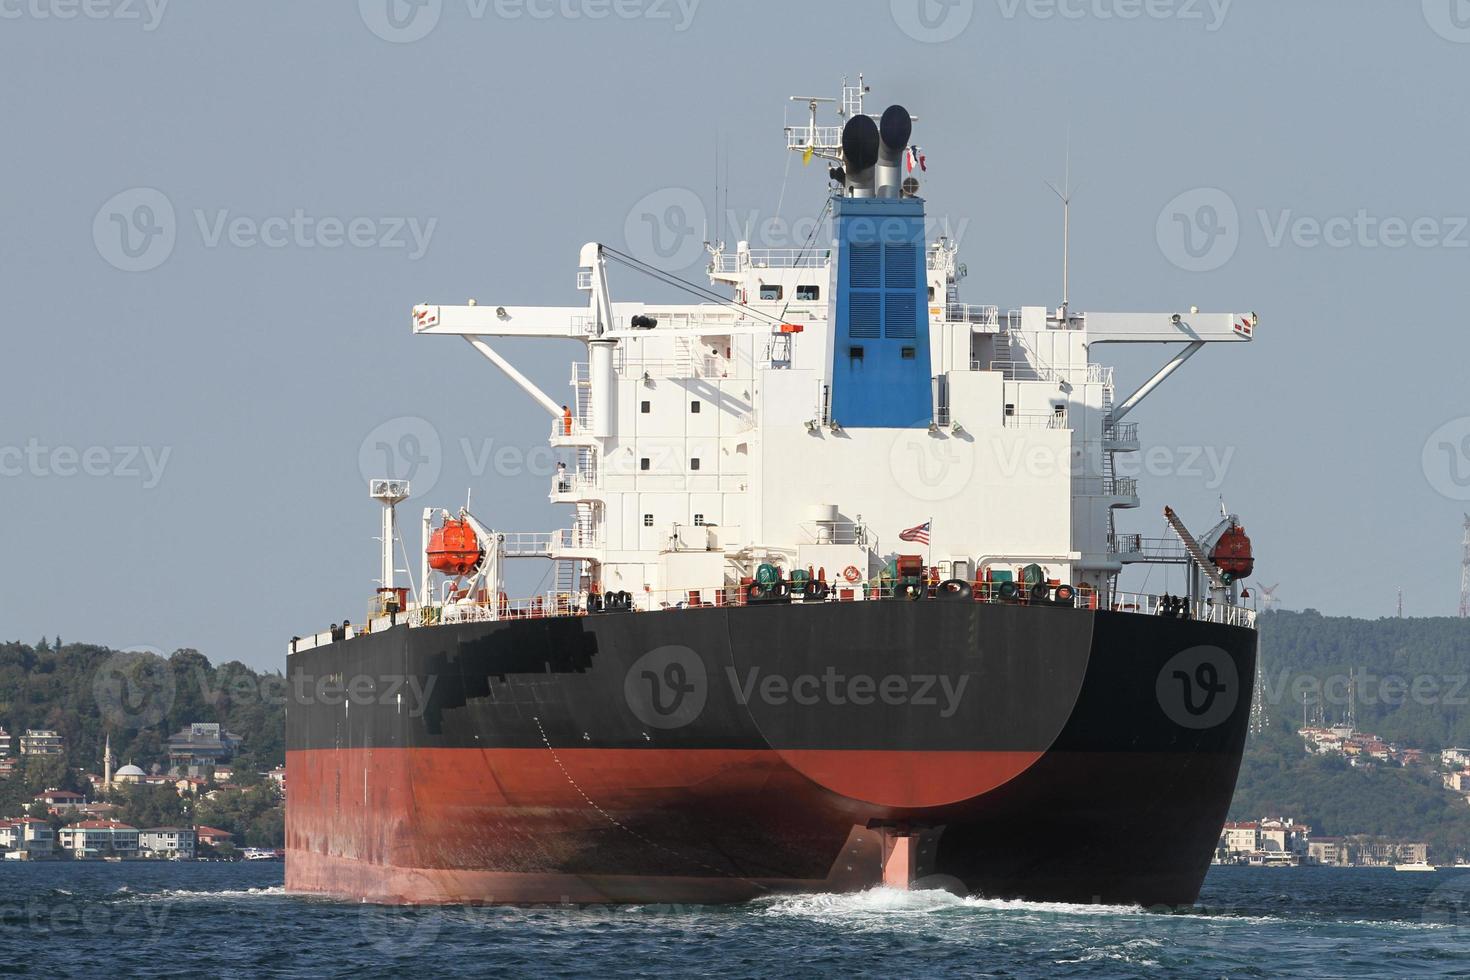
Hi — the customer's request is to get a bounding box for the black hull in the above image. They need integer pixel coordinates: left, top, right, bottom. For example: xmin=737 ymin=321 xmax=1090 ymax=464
xmin=285 ymin=601 xmax=1255 ymax=906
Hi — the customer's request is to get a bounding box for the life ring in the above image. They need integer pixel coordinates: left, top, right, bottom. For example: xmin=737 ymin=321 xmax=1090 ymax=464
xmin=937 ymin=579 xmax=972 ymax=601
xmin=843 ymin=565 xmax=862 ymax=584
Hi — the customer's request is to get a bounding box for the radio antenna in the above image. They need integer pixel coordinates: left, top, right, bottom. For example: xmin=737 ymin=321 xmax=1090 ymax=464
xmin=1045 ymin=137 xmax=1079 ymax=321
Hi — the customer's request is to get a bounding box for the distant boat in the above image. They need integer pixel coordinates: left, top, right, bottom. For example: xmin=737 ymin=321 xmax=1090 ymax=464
xmin=1454 ymin=861 xmax=1470 ymax=869
xmin=1394 ymin=862 xmax=1437 ymax=872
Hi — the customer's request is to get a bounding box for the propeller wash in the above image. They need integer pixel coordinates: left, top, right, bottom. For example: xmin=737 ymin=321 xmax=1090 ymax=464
xmin=285 ymin=76 xmax=1260 ymax=906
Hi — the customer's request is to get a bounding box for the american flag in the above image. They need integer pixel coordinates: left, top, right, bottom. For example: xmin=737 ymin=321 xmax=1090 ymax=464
xmin=898 ymin=520 xmax=930 ymax=545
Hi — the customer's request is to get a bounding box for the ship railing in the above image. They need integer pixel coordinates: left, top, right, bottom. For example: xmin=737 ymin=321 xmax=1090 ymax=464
xmin=986 ymin=360 xmax=1112 ymax=385
xmin=1003 ymin=411 xmax=1069 ymax=430
xmin=294 ymin=579 xmax=1255 ymax=651
xmin=784 ymin=126 xmax=841 ymax=150
xmin=1075 ymin=477 xmax=1139 ymax=498
xmin=797 ymin=520 xmax=874 ymax=546
xmin=942 ymin=304 xmax=999 ymax=326
xmin=1102 ymin=420 xmax=1138 ymax=443
xmin=1108 ymin=590 xmax=1257 ymax=628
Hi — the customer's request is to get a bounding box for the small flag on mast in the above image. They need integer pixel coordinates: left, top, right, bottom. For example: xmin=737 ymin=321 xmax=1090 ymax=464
xmin=899 ymin=521 xmax=931 ymax=546
xmin=802 ymin=143 xmax=814 ymax=166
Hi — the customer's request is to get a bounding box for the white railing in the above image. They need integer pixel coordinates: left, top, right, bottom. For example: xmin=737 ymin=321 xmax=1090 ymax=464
xmin=1108 ymin=590 xmax=1257 ymax=628
xmin=1003 ymin=411 xmax=1069 ymax=430
xmin=798 ymin=520 xmax=875 ymax=546
xmin=1103 ymin=420 xmax=1139 ymax=443
xmin=1075 ymin=477 xmax=1140 ymax=498
xmin=1110 ymin=535 xmax=1187 ymax=560
xmin=784 ymin=126 xmax=841 ymax=150
xmin=942 ymin=304 xmax=999 ymax=326
xmin=711 ymin=248 xmax=832 ymax=273
xmin=289 ymin=578 xmax=1257 ymax=653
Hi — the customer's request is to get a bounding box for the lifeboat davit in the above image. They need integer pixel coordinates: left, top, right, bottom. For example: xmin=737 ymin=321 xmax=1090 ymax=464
xmin=428 ymin=519 xmax=483 ymax=577
xmin=1210 ymin=525 xmax=1254 ymax=580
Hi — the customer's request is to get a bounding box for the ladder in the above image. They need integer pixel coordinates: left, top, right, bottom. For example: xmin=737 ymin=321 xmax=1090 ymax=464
xmin=553 ymin=559 xmax=581 ymax=596
xmin=1163 ymin=506 xmax=1229 ymax=591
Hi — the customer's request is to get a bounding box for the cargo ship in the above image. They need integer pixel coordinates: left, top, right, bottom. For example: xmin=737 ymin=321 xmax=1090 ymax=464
xmin=285 ymin=76 xmax=1260 ymax=907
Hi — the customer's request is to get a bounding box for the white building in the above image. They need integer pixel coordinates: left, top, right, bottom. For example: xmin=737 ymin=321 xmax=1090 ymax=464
xmin=138 ymin=827 xmax=196 ymax=860
xmin=19 ymin=729 xmax=64 ymax=756
xmin=58 ymin=820 xmax=138 ymax=858
xmin=0 ymin=818 xmax=54 ymax=858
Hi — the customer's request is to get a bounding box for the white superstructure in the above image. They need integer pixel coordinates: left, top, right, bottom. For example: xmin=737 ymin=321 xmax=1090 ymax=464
xmin=294 ymin=77 xmax=1257 ymax=652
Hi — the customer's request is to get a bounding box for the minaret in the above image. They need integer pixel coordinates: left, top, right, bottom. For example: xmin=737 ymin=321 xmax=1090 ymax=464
xmin=103 ymin=733 xmax=113 ymax=792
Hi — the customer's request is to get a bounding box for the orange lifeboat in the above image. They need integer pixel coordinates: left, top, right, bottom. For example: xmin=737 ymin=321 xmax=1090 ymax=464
xmin=1210 ymin=525 xmax=1254 ymax=580
xmin=428 ymin=519 xmax=483 ymax=577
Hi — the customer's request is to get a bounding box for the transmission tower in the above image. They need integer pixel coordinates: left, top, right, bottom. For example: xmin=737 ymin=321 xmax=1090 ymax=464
xmin=1398 ymin=586 xmax=1403 ymax=618
xmin=1462 ymin=515 xmax=1470 ymax=619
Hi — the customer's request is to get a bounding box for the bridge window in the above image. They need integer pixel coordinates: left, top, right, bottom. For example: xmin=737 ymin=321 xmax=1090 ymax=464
xmin=641 ymin=400 xmax=651 ymax=414
xmin=690 ymin=400 xmax=701 ymax=414
xmin=760 ymin=284 xmax=783 ymax=300
xmin=640 ymin=458 xmax=650 ymax=471
xmin=643 ymin=514 xmax=653 ymax=526
xmin=796 ymin=284 xmax=820 ymax=301
xmin=693 ymin=514 xmax=705 ymax=526
xmin=690 ymin=458 xmax=701 ymax=471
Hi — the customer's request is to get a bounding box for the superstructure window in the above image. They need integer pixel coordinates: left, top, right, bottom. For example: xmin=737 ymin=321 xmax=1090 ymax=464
xmin=760 ymin=284 xmax=783 ymax=300
xmin=901 ymin=347 xmax=916 ymax=359
xmin=643 ymin=514 xmax=653 ymax=526
xmin=690 ymin=458 xmax=701 ymax=471
xmin=796 ymin=285 xmax=820 ymax=301
xmin=640 ymin=457 xmax=650 ymax=471
xmin=927 ymin=286 xmax=935 ymax=301
xmin=693 ymin=514 xmax=705 ymax=526
xmin=690 ymin=401 xmax=701 ymax=413
xmin=641 ymin=401 xmax=651 ymax=414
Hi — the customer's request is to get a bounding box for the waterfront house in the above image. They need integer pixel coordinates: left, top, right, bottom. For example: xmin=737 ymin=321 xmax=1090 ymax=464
xmin=0 ymin=818 xmax=55 ymax=859
xmin=58 ymin=820 xmax=139 ymax=858
xmin=138 ymin=827 xmax=197 ymax=860
xmin=195 ymin=825 xmax=234 ymax=848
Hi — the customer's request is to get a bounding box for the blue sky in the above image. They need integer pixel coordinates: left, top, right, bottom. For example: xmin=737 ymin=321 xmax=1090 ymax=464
xmin=4 ymin=0 xmax=1470 ymax=669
